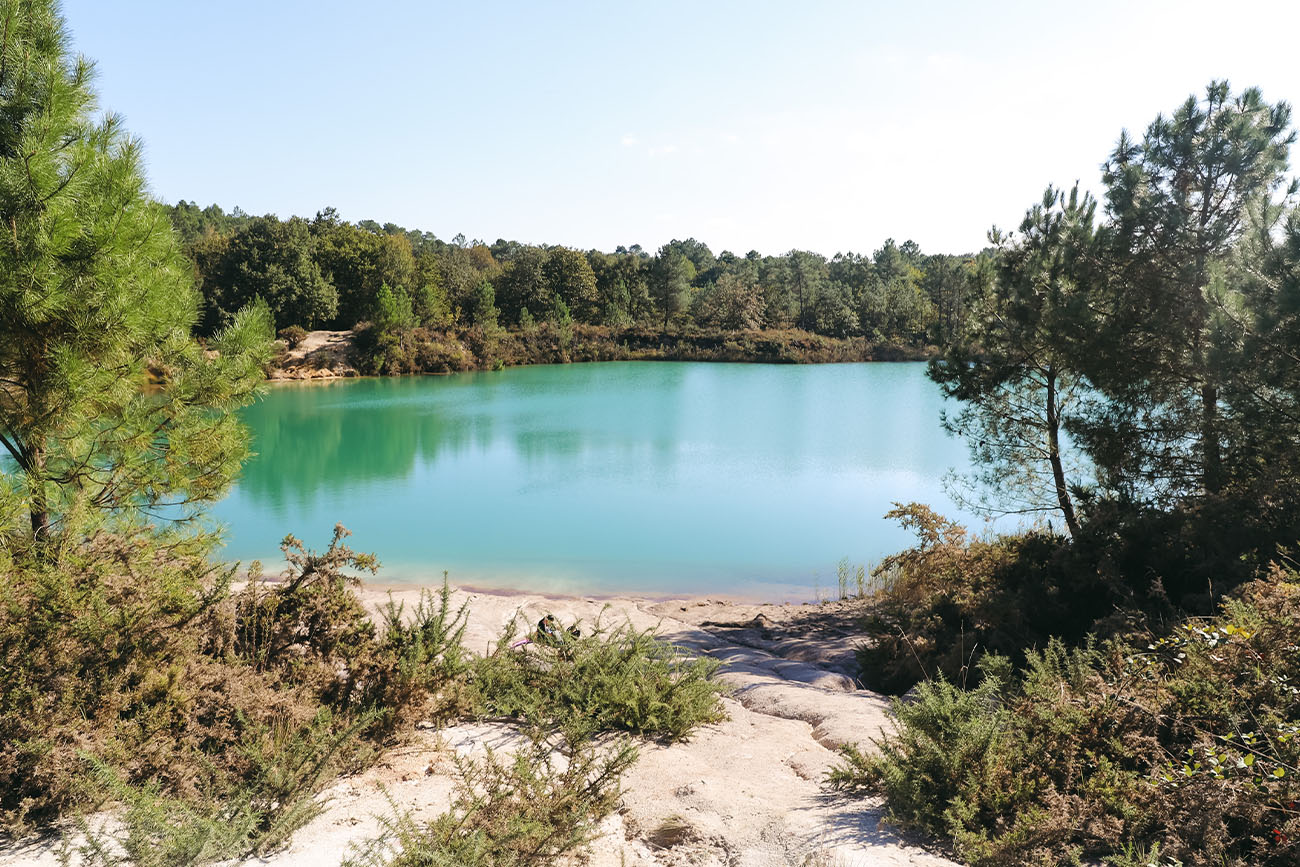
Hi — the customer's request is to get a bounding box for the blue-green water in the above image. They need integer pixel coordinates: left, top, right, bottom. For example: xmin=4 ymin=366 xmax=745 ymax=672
xmin=210 ymin=362 xmax=995 ymax=599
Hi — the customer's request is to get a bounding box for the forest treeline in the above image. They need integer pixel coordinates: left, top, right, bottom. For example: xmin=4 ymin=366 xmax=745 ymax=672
xmin=167 ymin=201 xmax=974 ymax=370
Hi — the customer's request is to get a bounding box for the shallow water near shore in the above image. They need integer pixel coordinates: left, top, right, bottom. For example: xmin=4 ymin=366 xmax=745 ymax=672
xmin=210 ymin=361 xmax=1003 ymax=600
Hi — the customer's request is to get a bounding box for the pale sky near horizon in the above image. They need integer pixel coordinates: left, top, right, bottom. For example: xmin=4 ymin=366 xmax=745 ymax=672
xmin=61 ymin=0 xmax=1300 ymax=258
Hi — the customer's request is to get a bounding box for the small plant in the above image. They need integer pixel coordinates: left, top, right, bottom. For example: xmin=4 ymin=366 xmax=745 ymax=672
xmin=277 ymin=324 xmax=309 ymax=349
xmin=836 ymin=557 xmax=867 ymax=600
xmin=344 ymin=726 xmax=636 ymax=867
xmin=469 ymin=614 xmax=727 ymax=741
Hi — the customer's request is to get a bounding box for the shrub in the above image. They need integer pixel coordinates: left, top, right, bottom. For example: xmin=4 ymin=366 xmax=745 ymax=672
xmin=856 ymin=504 xmax=1073 ymax=694
xmin=277 ymin=325 xmax=309 ymax=349
xmin=468 ymin=614 xmax=727 ymax=741
xmin=344 ymin=726 xmax=636 ymax=867
xmin=0 ymin=524 xmax=469 ymax=845
xmin=835 ymin=570 xmax=1300 ymax=866
xmin=68 ymin=712 xmax=377 ymax=865
xmin=0 ymin=530 xmax=244 ymax=830
xmin=227 ymin=526 xmax=471 ymax=732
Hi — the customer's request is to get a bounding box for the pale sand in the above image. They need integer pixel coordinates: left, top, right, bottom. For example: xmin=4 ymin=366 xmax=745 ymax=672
xmin=3 ymin=585 xmax=957 ymax=867
xmin=268 ymin=329 xmax=358 ymax=380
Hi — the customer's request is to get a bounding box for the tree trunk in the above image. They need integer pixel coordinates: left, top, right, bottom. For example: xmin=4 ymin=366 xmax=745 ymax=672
xmin=1202 ymin=382 xmax=1222 ymax=494
xmin=1045 ymin=368 xmax=1081 ymax=538
xmin=27 ymin=443 xmax=51 ymax=546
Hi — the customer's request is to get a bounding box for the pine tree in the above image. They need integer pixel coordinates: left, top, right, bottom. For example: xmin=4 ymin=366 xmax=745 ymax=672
xmin=0 ymin=0 xmax=272 ymax=549
xmin=1080 ymin=81 xmax=1295 ymax=502
xmin=930 ymin=186 xmax=1096 ymax=536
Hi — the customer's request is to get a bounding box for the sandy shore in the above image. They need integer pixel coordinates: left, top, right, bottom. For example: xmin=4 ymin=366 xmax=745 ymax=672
xmin=4 ymin=583 xmax=956 ymax=867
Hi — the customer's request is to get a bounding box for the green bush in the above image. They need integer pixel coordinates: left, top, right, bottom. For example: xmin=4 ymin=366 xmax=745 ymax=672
xmin=855 ymin=504 xmax=1073 ymax=694
xmin=277 ymin=325 xmax=309 ymax=349
xmin=835 ymin=573 xmax=1300 ymax=866
xmin=469 ymin=614 xmax=727 ymax=741
xmin=344 ymin=726 xmax=636 ymax=867
xmin=0 ymin=524 xmax=469 ymax=848
xmin=68 ymin=711 xmax=378 ymax=865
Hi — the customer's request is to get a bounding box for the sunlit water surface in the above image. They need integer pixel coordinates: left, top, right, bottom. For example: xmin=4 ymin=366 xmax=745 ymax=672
xmin=210 ymin=362 xmax=1005 ymax=600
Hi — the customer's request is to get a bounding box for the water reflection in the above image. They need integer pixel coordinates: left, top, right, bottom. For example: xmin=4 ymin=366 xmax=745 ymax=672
xmin=215 ymin=362 xmax=982 ymax=598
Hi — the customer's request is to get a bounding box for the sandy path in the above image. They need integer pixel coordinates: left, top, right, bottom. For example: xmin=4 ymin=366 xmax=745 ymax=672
xmin=3 ymin=587 xmax=957 ymax=867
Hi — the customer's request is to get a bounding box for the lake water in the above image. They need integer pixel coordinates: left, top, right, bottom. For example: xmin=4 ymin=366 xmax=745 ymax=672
xmin=210 ymin=362 xmax=998 ymax=600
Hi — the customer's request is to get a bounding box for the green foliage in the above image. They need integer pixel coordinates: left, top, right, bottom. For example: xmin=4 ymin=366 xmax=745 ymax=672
xmin=548 ymin=295 xmax=573 ymax=355
xmin=931 ymin=185 xmax=1095 ymax=536
xmin=829 ymin=673 xmax=1010 ymax=834
xmin=855 ymin=504 xmax=1072 ymax=694
xmin=649 ymin=250 xmax=693 ymax=329
xmin=277 ymin=324 xmax=309 ymax=349
xmin=542 ymin=246 xmax=599 ymax=322
xmin=171 ymin=197 xmax=963 ymax=349
xmin=344 ymin=727 xmax=636 ymax=867
xmin=0 ymin=1 xmax=273 ymax=546
xmin=693 ymin=270 xmax=766 ymax=331
xmin=203 ymin=216 xmax=337 ymax=332
xmin=0 ymin=524 xmax=469 ymax=840
xmin=311 ymin=212 xmax=417 ymax=329
xmin=68 ymin=713 xmax=376 ymax=865
xmin=374 ymin=284 xmax=417 ymax=333
xmin=466 ymin=280 xmax=500 ymax=330
xmin=469 ymin=615 xmax=727 ymax=742
xmin=0 ymin=530 xmax=230 ymax=829
xmin=230 ymin=526 xmax=469 ymax=730
xmin=839 ymin=574 xmax=1300 ymax=866
xmin=371 ymin=581 xmax=473 ymax=720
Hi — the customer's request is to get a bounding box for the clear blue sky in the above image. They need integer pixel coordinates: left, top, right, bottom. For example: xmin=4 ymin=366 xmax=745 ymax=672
xmin=62 ymin=0 xmax=1300 ymax=257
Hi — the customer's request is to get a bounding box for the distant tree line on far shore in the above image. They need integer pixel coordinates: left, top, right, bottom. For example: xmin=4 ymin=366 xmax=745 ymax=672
xmin=167 ymin=201 xmax=977 ymax=356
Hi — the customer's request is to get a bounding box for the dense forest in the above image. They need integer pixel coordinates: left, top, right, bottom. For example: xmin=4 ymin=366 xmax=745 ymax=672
xmin=166 ymin=201 xmax=972 ymax=370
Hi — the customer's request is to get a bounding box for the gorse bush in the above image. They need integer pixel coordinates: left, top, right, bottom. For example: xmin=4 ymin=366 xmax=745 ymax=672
xmin=835 ymin=570 xmax=1300 ymax=866
xmin=0 ymin=530 xmax=241 ymax=830
xmin=68 ymin=713 xmax=377 ymax=866
xmin=3 ymin=522 xmax=727 ymax=865
xmin=225 ymin=526 xmax=470 ymax=732
xmin=0 ymin=523 xmax=469 ymax=859
xmin=855 ymin=500 xmax=1300 ymax=698
xmin=469 ymin=614 xmax=727 ymax=741
xmin=856 ymin=504 xmax=1073 ymax=694
xmin=344 ymin=726 xmax=636 ymax=867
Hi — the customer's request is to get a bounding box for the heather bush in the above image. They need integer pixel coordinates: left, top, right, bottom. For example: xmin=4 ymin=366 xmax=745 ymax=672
xmin=835 ymin=570 xmax=1300 ymax=866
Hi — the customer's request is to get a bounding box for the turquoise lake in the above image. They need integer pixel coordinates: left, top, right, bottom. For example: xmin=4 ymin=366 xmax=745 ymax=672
xmin=210 ymin=362 xmax=999 ymax=600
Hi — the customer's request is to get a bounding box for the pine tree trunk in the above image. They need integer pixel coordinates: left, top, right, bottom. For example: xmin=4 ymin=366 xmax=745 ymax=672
xmin=27 ymin=443 xmax=51 ymax=545
xmin=1202 ymin=382 xmax=1222 ymax=495
xmin=1045 ymin=368 xmax=1081 ymax=538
